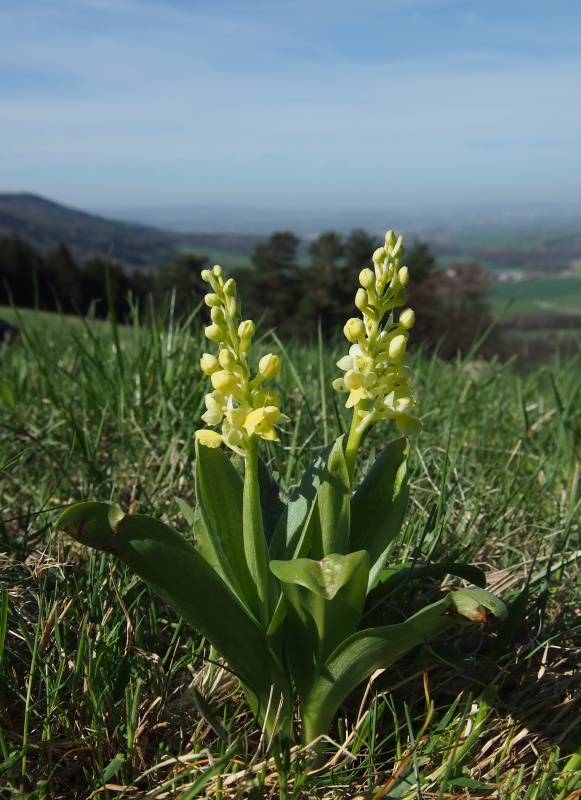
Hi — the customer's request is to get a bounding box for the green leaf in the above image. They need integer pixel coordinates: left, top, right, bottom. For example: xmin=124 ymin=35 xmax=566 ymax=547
xmin=55 ymin=502 xmax=293 ymax=736
xmin=101 ymin=753 xmax=126 ymax=783
xmin=270 ymin=551 xmax=369 ymax=699
xmin=350 ymin=437 xmax=410 ymax=592
xmin=301 ymin=587 xmax=507 ymax=744
xmin=269 ymin=441 xmax=335 ymax=561
xmin=309 ymin=436 xmax=350 ymax=559
xmin=194 ymin=440 xmax=254 ymax=608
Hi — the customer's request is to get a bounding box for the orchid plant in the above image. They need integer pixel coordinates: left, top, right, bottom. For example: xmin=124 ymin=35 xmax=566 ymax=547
xmin=56 ymin=230 xmax=506 ymax=746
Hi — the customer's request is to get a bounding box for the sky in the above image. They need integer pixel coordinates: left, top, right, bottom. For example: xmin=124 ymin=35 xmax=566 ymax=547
xmin=1 ymin=0 xmax=581 ymax=222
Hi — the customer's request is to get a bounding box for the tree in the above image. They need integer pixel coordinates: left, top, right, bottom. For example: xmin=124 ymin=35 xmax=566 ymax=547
xmin=405 ymin=240 xmax=496 ymax=358
xmin=236 ymin=232 xmax=301 ymax=337
xmin=40 ymin=244 xmax=84 ymax=312
xmin=0 ymin=233 xmax=44 ymax=308
xmin=344 ymin=229 xmax=381 ymax=278
xmin=296 ymin=231 xmax=345 ymax=336
xmin=308 ymin=231 xmax=344 ymax=274
xmin=153 ymin=253 xmax=208 ymax=319
xmin=82 ymin=258 xmax=132 ymax=319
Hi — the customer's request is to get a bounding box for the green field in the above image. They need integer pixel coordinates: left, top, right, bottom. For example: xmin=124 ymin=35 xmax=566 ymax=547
xmin=490 ymin=275 xmax=581 ymax=318
xmin=178 ymin=247 xmax=254 ymax=272
xmin=1 ymin=307 xmax=580 ymax=798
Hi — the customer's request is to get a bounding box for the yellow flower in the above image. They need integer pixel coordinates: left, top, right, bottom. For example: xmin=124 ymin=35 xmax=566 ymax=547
xmin=244 ymin=407 xmax=290 ymax=441
xmin=201 ymin=390 xmax=227 ymax=426
xmin=195 ymin=429 xmax=223 ymax=448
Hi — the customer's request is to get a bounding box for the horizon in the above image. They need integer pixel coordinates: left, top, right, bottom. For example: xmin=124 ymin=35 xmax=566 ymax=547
xmin=6 ymin=190 xmax=581 ymax=240
xmin=4 ymin=190 xmax=581 ymax=240
xmin=2 ymin=0 xmax=581 ymax=219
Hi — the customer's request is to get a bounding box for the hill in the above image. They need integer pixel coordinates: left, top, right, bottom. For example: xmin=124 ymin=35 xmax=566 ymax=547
xmin=0 ymin=193 xmax=263 ymax=271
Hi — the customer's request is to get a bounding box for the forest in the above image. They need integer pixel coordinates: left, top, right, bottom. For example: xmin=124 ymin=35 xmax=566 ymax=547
xmin=0 ymin=229 xmax=496 ymax=360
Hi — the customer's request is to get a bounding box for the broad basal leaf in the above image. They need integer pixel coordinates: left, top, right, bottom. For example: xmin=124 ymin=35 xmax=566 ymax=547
xmin=270 ymin=551 xmax=369 ymax=699
xmin=194 ymin=441 xmax=255 ymax=609
xmin=301 ymin=587 xmax=507 ymax=744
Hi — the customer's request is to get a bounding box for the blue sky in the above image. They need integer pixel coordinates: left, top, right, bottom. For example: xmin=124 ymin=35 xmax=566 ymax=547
xmin=1 ymin=0 xmax=581 ymax=218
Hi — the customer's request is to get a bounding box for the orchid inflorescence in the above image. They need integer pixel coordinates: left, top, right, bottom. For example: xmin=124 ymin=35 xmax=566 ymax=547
xmin=334 ymin=231 xmax=421 ymax=477
xmin=195 ymin=265 xmax=289 ymax=456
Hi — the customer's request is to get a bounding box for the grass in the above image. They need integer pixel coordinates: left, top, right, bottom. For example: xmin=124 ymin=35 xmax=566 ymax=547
xmin=1 ymin=306 xmax=580 ymax=798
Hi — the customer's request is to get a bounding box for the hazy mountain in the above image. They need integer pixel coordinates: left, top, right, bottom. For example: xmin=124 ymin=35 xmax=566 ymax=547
xmin=0 ymin=193 xmax=264 ymax=271
xmin=1 ymin=192 xmax=580 ymax=275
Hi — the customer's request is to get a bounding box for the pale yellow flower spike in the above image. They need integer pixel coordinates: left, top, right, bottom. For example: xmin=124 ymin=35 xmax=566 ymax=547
xmin=334 ymin=231 xmax=421 ymax=478
xmin=195 ymin=266 xmax=289 ymax=455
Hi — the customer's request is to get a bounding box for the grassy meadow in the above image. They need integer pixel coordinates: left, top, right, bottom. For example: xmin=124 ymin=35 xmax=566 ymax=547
xmin=1 ymin=305 xmax=580 ymax=799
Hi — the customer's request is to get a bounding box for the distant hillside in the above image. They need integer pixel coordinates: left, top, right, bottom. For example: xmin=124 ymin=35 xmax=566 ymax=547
xmin=0 ymin=193 xmax=263 ymax=271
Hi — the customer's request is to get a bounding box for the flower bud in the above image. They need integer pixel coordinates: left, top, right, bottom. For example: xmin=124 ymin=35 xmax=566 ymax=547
xmin=359 ymin=268 xmax=375 ymax=289
xmin=223 ymin=278 xmax=236 ymax=295
xmin=238 ymin=320 xmax=255 ymax=339
xmin=204 ymin=293 xmax=221 ymax=307
xmin=212 ymin=265 xmax=223 ymax=278
xmin=344 ymin=318 xmax=366 ymax=342
xmin=389 ymin=334 xmax=407 ymax=359
xmin=210 ymin=306 xmax=225 ymax=325
xmin=200 ymin=353 xmax=220 ymax=375
xmin=385 ymin=230 xmax=396 ymax=249
xmin=372 ymin=247 xmax=386 ymax=264
xmin=218 ymin=348 xmax=237 ymax=370
xmin=252 ymin=388 xmax=280 ymax=408
xmin=211 ymin=370 xmax=239 ymax=394
xmin=399 ymin=308 xmax=415 ymax=330
xmin=258 ymin=353 xmax=282 ymax=379
xmin=355 ymin=288 xmax=368 ymax=312
xmin=201 ymin=269 xmax=211 ymax=282
xmin=205 ymin=324 xmax=224 ymax=343
xmin=398 ymin=266 xmax=409 ymax=286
